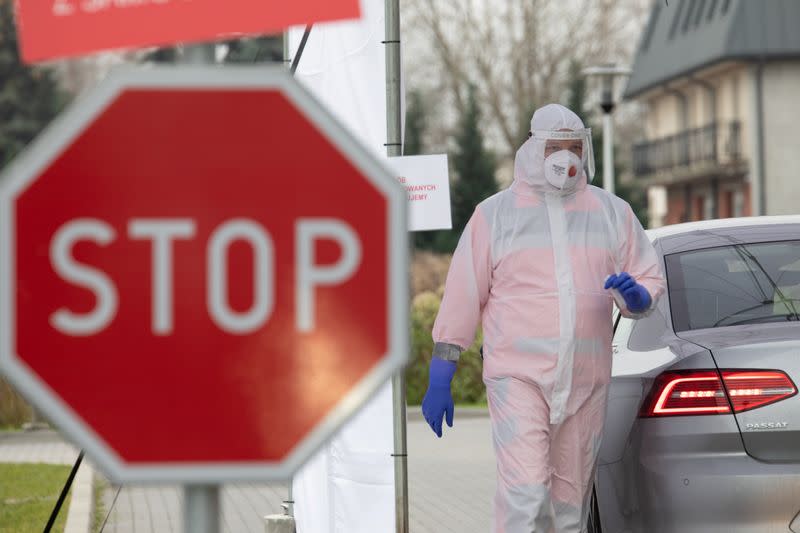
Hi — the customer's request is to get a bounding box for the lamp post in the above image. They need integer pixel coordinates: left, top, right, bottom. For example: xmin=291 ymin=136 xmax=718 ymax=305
xmin=583 ymin=64 xmax=631 ymax=197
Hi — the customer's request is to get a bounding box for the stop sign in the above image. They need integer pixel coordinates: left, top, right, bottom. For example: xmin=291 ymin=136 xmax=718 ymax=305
xmin=0 ymin=67 xmax=408 ymax=483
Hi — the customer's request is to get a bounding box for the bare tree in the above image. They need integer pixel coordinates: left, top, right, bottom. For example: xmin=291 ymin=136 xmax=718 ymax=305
xmin=402 ymin=0 xmax=652 ymax=157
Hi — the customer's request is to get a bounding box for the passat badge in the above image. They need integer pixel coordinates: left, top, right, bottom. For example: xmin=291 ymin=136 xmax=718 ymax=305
xmin=745 ymin=422 xmax=788 ymax=431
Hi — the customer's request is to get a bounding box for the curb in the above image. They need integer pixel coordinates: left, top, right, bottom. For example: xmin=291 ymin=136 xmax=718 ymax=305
xmin=406 ymin=406 xmax=489 ymax=421
xmin=64 ymin=461 xmax=94 ymax=533
xmin=0 ymin=428 xmax=63 ymax=444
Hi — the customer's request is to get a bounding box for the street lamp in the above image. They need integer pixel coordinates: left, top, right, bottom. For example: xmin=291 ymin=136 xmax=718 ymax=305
xmin=582 ymin=64 xmax=631 ymax=196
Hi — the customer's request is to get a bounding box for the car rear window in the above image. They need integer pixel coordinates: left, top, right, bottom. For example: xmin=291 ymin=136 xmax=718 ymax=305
xmin=665 ymin=240 xmax=800 ymax=331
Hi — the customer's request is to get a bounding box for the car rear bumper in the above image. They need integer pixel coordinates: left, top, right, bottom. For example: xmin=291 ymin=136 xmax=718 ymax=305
xmin=597 ymin=417 xmax=800 ymax=533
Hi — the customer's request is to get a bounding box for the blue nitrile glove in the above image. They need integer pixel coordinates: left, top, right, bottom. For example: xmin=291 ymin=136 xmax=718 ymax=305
xmin=605 ymin=272 xmax=652 ymax=313
xmin=421 ymin=357 xmax=457 ymax=438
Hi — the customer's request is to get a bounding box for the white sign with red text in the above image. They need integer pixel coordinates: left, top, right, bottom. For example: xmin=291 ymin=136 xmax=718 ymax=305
xmin=389 ymin=154 xmax=451 ymax=232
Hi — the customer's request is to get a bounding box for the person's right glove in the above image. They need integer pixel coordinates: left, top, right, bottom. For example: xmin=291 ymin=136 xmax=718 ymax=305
xmin=421 ymin=357 xmax=456 ymax=438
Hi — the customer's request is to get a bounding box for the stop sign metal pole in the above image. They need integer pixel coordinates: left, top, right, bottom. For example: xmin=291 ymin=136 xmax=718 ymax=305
xmin=179 ymin=42 xmax=221 ymax=533
xmin=384 ymin=0 xmax=410 ymax=531
xmin=284 ymin=26 xmax=297 ymax=527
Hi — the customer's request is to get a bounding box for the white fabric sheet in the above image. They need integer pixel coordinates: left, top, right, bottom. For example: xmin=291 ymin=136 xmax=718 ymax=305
xmin=288 ymin=1 xmax=400 ymax=531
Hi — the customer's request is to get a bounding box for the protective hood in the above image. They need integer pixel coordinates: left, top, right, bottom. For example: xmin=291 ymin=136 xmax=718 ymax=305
xmin=513 ymin=103 xmax=594 ymax=196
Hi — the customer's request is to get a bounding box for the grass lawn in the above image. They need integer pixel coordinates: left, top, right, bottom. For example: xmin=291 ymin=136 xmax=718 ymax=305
xmin=92 ymin=475 xmax=108 ymax=533
xmin=0 ymin=463 xmax=72 ymax=533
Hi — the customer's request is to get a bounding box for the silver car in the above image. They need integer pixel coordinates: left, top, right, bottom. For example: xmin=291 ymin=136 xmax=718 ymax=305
xmin=589 ymin=215 xmax=800 ymax=533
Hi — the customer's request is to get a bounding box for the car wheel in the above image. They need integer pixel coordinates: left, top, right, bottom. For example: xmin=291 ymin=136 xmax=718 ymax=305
xmin=586 ymin=485 xmax=602 ymax=533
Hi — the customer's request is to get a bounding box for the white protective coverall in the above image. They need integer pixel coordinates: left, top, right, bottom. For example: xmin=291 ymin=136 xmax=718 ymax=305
xmin=431 ymin=104 xmax=666 ymax=532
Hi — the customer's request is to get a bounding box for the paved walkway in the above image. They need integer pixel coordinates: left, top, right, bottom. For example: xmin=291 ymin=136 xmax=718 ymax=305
xmin=408 ymin=414 xmax=496 ymax=533
xmin=99 ymin=483 xmax=289 ymax=533
xmin=1 ymin=412 xmax=497 ymax=532
xmin=0 ymin=430 xmax=80 ymax=465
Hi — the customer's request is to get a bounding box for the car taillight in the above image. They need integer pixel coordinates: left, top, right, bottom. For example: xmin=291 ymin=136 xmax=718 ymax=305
xmin=639 ymin=370 xmax=797 ymax=417
xmin=722 ymin=371 xmax=797 ymax=412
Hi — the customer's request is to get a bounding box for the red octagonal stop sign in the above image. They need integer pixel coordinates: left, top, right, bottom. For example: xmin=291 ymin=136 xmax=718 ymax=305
xmin=0 ymin=67 xmax=407 ymax=483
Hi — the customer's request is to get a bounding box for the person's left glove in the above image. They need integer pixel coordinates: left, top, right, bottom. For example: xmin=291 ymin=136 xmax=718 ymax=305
xmin=421 ymin=357 xmax=456 ymax=438
xmin=605 ymin=272 xmax=652 ymax=313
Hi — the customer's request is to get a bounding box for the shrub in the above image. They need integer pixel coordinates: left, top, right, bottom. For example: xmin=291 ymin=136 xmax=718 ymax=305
xmin=406 ymin=290 xmax=486 ymax=406
xmin=0 ymin=378 xmax=32 ymax=428
xmin=411 ymin=251 xmax=451 ymax=296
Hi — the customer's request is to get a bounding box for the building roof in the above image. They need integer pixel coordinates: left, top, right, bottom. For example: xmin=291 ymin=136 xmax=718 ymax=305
xmin=624 ymin=0 xmax=800 ymax=99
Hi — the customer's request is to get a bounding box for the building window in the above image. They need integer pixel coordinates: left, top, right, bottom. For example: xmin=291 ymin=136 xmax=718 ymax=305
xmin=704 ymin=194 xmax=715 ymax=220
xmin=721 ymin=0 xmax=732 ymax=15
xmin=706 ymin=85 xmax=717 ymax=123
xmin=733 ymin=189 xmax=745 ymax=217
xmin=722 ymin=190 xmax=734 ymax=219
xmin=694 ymin=195 xmax=705 ymax=221
xmin=677 ymin=93 xmax=689 ymax=130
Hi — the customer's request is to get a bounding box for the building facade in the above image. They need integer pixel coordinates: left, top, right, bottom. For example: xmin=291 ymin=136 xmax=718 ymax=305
xmin=625 ymin=0 xmax=800 ymax=227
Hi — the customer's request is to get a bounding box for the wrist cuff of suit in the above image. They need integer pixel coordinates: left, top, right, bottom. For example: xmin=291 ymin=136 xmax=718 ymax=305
xmin=432 ymin=342 xmax=463 ymax=362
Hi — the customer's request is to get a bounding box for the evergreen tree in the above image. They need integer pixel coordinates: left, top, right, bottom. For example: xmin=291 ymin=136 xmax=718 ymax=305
xmin=223 ymin=36 xmax=283 ymax=64
xmin=403 ymin=91 xmax=438 ymax=251
xmin=566 ymin=60 xmax=649 ymax=227
xmin=445 ymin=85 xmax=498 ymax=251
xmin=403 ymin=91 xmax=426 ymax=157
xmin=411 ymin=86 xmax=498 ymax=253
xmin=567 ymin=60 xmax=589 ymax=123
xmin=0 ymin=0 xmax=63 ymax=423
xmin=141 ymin=36 xmax=282 ymax=65
xmin=0 ymin=0 xmax=65 ymax=167
xmin=142 ymin=47 xmax=178 ymax=63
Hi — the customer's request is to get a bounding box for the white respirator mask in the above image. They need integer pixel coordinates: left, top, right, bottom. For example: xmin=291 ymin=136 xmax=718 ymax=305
xmin=544 ymin=150 xmax=583 ymax=190
xmin=528 ymin=128 xmax=595 ymax=191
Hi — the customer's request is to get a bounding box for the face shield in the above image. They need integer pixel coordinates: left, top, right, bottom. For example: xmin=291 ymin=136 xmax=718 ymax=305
xmin=530 ymin=128 xmax=595 ymax=190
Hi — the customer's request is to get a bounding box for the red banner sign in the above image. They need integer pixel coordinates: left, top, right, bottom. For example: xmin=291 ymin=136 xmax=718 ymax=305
xmin=15 ymin=0 xmax=360 ymax=63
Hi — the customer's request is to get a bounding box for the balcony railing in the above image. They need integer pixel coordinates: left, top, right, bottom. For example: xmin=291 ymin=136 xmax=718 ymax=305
xmin=633 ymin=121 xmax=743 ymax=178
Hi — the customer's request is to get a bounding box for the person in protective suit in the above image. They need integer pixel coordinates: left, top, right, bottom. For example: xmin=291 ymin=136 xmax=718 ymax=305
xmin=422 ymin=103 xmax=666 ymax=532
